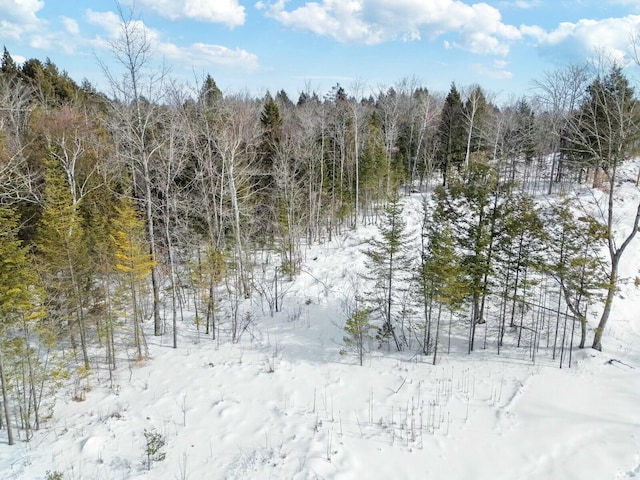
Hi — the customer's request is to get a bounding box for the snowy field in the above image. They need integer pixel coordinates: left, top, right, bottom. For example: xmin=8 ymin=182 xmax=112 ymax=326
xmin=1 ymin=177 xmax=639 ymax=480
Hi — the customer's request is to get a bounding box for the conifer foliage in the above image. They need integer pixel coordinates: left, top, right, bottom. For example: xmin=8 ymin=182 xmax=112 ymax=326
xmin=0 ymin=206 xmax=46 ymax=445
xmin=363 ymin=191 xmax=413 ymax=351
xmin=111 ymin=196 xmax=157 ymax=360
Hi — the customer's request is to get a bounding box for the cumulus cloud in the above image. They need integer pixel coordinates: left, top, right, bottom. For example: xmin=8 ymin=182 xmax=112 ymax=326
xmin=86 ymin=9 xmax=123 ymax=39
xmin=137 ymin=0 xmax=245 ymax=28
xmin=0 ymin=1 xmax=85 ymax=55
xmin=0 ymin=0 xmax=44 ymax=23
xmin=0 ymin=0 xmax=44 ymax=40
xmin=257 ymin=0 xmax=521 ymax=55
xmin=86 ymin=9 xmax=259 ymax=71
xmin=524 ymin=15 xmax=640 ymax=64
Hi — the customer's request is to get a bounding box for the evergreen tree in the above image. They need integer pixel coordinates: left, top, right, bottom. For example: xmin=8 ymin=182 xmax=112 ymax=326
xmin=363 ymin=191 xmax=413 ymax=351
xmin=342 ymin=306 xmax=373 ymax=366
xmin=36 ymin=160 xmax=90 ymax=369
xmin=445 ymin=160 xmax=501 ymax=352
xmin=1 ymin=46 xmax=19 ymax=76
xmin=462 ymin=85 xmax=490 ymax=167
xmin=494 ymin=192 xmax=545 ymax=349
xmin=359 ymin=112 xmax=389 ymax=216
xmin=257 ymin=92 xmax=283 ymax=235
xmin=198 ymin=73 xmax=222 ymax=107
xmin=436 ymin=83 xmax=466 ymax=186
xmin=0 ymin=206 xmax=45 ymax=445
xmin=111 ymin=196 xmax=157 ymax=361
xmin=417 ymin=193 xmax=467 ymax=360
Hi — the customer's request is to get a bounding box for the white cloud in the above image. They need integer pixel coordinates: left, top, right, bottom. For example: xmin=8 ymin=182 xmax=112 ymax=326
xmin=137 ymin=0 xmax=245 ymax=28
xmin=86 ymin=9 xmax=123 ymax=39
xmin=473 ymin=59 xmax=513 ymax=79
xmin=160 ymin=42 xmax=259 ymax=71
xmin=258 ymin=0 xmax=521 ymax=55
xmin=609 ymin=0 xmax=640 ymax=11
xmin=86 ymin=9 xmax=259 ymax=72
xmin=0 ymin=0 xmax=44 ymax=41
xmin=0 ymin=2 xmax=86 ymax=56
xmin=61 ymin=16 xmax=80 ymax=35
xmin=524 ymin=15 xmax=640 ymax=64
xmin=0 ymin=0 xmax=44 ymax=23
xmin=510 ymin=0 xmax=540 ymax=8
xmin=0 ymin=20 xmax=24 ymax=40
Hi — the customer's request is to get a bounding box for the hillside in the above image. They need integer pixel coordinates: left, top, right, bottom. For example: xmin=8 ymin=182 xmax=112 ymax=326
xmin=1 ymin=170 xmax=639 ymax=480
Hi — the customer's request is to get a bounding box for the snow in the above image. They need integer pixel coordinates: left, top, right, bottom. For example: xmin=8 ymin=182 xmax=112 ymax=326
xmin=1 ymin=177 xmax=640 ymax=480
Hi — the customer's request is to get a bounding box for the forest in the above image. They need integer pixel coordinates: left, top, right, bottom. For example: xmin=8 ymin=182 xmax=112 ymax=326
xmin=1 ymin=11 xmax=640 ymax=452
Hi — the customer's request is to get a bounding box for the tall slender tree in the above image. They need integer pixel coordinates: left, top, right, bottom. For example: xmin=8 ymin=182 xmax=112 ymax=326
xmin=111 ymin=195 xmax=157 ymax=361
xmin=36 ymin=160 xmax=90 ymax=369
xmin=436 ymin=83 xmax=466 ymax=186
xmin=363 ymin=191 xmax=413 ymax=351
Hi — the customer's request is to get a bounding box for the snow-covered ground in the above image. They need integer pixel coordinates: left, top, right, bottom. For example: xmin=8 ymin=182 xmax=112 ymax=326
xmin=1 ymin=175 xmax=639 ymax=480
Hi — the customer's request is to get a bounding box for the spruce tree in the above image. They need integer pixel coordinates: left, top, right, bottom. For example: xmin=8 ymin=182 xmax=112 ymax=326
xmin=363 ymin=190 xmax=413 ymax=351
xmin=445 ymin=160 xmax=501 ymax=352
xmin=198 ymin=73 xmax=222 ymax=107
xmin=360 ymin=113 xmax=390 ymax=215
xmin=436 ymin=83 xmax=466 ymax=186
xmin=418 ymin=192 xmax=467 ymax=361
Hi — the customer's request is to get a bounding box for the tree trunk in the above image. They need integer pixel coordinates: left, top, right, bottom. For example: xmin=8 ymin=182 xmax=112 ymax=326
xmin=0 ymin=349 xmax=15 ymax=445
xmin=592 ymin=189 xmax=640 ymax=350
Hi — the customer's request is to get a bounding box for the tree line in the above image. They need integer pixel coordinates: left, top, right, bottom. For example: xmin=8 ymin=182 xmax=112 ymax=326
xmin=1 ymin=12 xmax=639 ymax=446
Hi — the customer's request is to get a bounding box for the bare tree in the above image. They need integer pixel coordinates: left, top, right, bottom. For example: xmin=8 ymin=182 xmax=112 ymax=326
xmin=461 ymin=85 xmax=491 ymax=169
xmin=100 ymin=3 xmax=167 ymax=336
xmin=0 ymin=73 xmax=40 ymax=205
xmin=532 ymin=64 xmax=590 ymax=193
xmin=212 ymin=95 xmax=262 ymax=298
xmin=563 ymin=59 xmax=640 ymax=351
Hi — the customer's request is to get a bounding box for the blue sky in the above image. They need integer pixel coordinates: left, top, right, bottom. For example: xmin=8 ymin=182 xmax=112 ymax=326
xmin=1 ymin=0 xmax=640 ymax=101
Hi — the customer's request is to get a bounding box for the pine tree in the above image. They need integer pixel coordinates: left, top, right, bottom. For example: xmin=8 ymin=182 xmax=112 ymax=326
xmin=417 ymin=192 xmax=467 ymax=361
xmin=0 ymin=206 xmax=44 ymax=445
xmin=436 ymin=83 xmax=466 ymax=186
xmin=342 ymin=307 xmax=373 ymax=366
xmin=445 ymin=160 xmax=501 ymax=352
xmin=494 ymin=192 xmax=545 ymax=349
xmin=363 ymin=191 xmax=413 ymax=351
xmin=36 ymin=160 xmax=90 ymax=369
